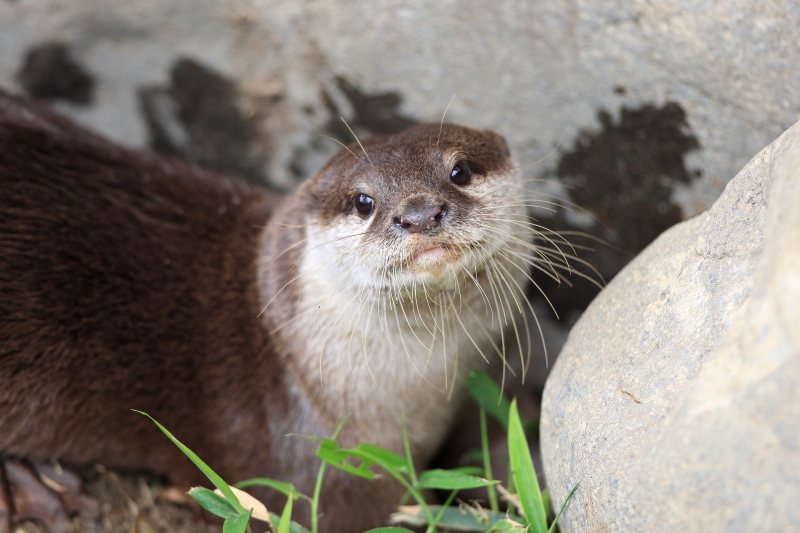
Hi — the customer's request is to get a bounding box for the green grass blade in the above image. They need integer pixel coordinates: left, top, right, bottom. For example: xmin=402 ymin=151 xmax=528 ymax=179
xmin=392 ymin=505 xmax=525 ymax=531
xmin=133 ymin=411 xmax=246 ymax=514
xmin=485 ymin=520 xmax=519 ymax=532
xmin=234 ymin=478 xmax=303 ymax=500
xmin=479 ymin=406 xmax=499 ymax=512
xmin=189 ymin=487 xmax=237 ymax=518
xmin=357 ymin=443 xmax=409 ymax=471
xmin=311 ymin=461 xmax=325 ymax=533
xmin=463 ymin=449 xmax=484 ymax=463
xmin=277 ymin=491 xmax=294 ymax=533
xmin=507 ymin=399 xmax=547 ymax=532
xmin=402 ymin=417 xmax=418 ymax=481
xmin=222 ymin=511 xmax=251 ymax=533
xmin=296 ymin=435 xmax=398 ymax=480
xmin=427 ymin=489 xmax=459 ymax=533
xmin=269 ymin=512 xmax=311 ymax=533
xmin=364 ymin=527 xmax=414 ymax=533
xmin=416 ymin=469 xmax=498 ymax=490
xmin=296 ymin=431 xmax=434 ymax=526
xmin=449 ymin=466 xmax=484 ymax=476
xmin=541 ymin=489 xmax=550 ymax=518
xmin=466 ymin=371 xmax=511 ymax=430
xmin=311 ymin=416 xmax=347 ymax=533
xmin=546 ymin=482 xmax=580 ymax=533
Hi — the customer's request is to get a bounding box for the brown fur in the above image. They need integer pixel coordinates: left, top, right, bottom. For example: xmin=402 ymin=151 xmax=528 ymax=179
xmin=0 ymin=91 xmax=521 ymax=532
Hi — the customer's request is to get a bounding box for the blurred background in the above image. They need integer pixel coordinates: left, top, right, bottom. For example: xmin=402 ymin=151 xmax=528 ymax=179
xmin=2 ymin=0 xmax=799 ymax=387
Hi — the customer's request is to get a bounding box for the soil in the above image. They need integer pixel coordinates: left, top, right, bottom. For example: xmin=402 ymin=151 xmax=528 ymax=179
xmin=9 ymin=466 xmax=223 ymax=533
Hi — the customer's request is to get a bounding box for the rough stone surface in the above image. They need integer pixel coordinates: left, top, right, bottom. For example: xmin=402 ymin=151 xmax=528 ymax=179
xmin=540 ymin=120 xmax=800 ymax=532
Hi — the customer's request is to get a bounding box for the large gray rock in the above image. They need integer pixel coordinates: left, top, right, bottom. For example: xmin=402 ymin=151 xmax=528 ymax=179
xmin=540 ymin=120 xmax=800 ymax=531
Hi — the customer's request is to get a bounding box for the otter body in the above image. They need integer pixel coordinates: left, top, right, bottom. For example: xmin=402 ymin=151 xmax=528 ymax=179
xmin=0 ymin=92 xmax=531 ymax=531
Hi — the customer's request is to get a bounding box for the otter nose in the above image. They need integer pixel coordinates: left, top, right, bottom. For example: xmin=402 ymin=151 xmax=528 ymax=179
xmin=393 ymin=204 xmax=447 ymax=234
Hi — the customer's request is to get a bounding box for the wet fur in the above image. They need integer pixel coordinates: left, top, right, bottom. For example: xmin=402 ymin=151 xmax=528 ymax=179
xmin=0 ymin=91 xmax=537 ymax=531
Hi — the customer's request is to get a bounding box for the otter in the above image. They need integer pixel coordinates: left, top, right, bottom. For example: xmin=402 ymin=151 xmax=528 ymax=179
xmin=0 ymin=91 xmax=538 ymax=532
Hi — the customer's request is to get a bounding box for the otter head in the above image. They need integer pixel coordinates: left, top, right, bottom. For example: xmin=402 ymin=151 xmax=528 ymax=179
xmin=296 ymin=124 xmax=529 ymax=300
xmin=265 ymin=123 xmax=537 ymax=402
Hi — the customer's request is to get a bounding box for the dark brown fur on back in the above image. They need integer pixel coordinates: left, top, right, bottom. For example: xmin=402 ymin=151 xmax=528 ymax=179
xmin=0 ymin=93 xmax=294 ymax=510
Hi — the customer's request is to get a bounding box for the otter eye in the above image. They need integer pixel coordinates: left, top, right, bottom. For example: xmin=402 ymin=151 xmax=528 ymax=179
xmin=353 ymin=194 xmax=375 ymax=217
xmin=450 ymin=162 xmax=472 ymax=186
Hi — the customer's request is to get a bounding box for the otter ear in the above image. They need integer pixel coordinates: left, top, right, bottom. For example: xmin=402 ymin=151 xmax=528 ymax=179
xmin=485 ymin=129 xmax=511 ymax=159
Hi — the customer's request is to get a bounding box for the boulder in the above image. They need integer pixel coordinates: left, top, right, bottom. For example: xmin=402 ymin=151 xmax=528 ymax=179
xmin=540 ymin=120 xmax=800 ymax=531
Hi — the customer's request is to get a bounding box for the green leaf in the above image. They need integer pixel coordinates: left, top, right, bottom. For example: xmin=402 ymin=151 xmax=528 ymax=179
xmin=546 ymin=482 xmax=580 ymax=533
xmin=357 ymin=443 xmax=409 ymax=472
xmin=188 ymin=487 xmax=236 ymax=518
xmin=449 ymin=466 xmax=485 ymax=476
xmin=296 ymin=435 xmax=390 ymax=480
xmin=392 ymin=505 xmax=525 ymax=531
xmin=363 ymin=529 xmax=417 ymax=533
xmin=463 ymin=448 xmax=485 ymax=463
xmin=486 ymin=520 xmax=524 ymax=532
xmin=222 ymin=511 xmax=251 ymax=533
xmin=277 ymin=490 xmax=294 ymax=533
xmin=416 ymin=469 xmax=499 ymax=490
xmin=269 ymin=512 xmax=312 ymax=533
xmin=541 ymin=489 xmax=550 ymax=518
xmin=133 ymin=411 xmax=246 ymax=514
xmin=507 ymin=399 xmax=547 ymax=532
xmin=319 ymin=447 xmax=381 ymax=479
xmin=524 ymin=419 xmax=540 ymax=434
xmin=467 ymin=371 xmax=511 ymax=430
xmin=400 ymin=418 xmax=418 ymax=484
xmin=234 ymin=478 xmax=304 ymax=500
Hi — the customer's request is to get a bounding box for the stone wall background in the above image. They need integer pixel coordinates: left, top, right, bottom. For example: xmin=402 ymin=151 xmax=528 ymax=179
xmin=2 ymin=0 xmax=798 ymax=377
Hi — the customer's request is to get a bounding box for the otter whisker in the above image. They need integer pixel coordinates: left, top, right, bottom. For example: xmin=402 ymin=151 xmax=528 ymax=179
xmin=376 ymin=265 xmax=397 ymax=349
xmin=444 ymin=289 xmax=462 ymax=400
xmin=412 ymin=281 xmax=436 ymax=337
xmin=494 ymin=248 xmax=549 ymax=369
xmin=460 ymin=298 xmax=518 ymax=379
xmin=259 ymin=232 xmax=377 ymax=316
xmin=341 ymin=117 xmax=373 ymax=166
xmin=267 ymin=303 xmax=321 ymax=335
xmin=343 ymin=261 xmax=380 ymax=384
xmin=262 ymin=226 xmax=378 ymax=275
xmin=482 ymin=258 xmax=522 ymax=388
xmin=507 ymin=132 xmax=566 ymax=172
xmin=397 ymin=286 xmax=438 ymax=354
xmin=450 ymin=298 xmax=493 ymax=366
xmin=483 ymin=216 xmax=580 ymax=252
xmin=459 ymin=263 xmax=493 ymax=314
xmin=390 ymin=293 xmax=442 ymax=391
xmin=436 ymin=93 xmax=456 ymax=149
xmin=292 ymin=229 xmax=382 ymax=269
xmin=493 ymin=245 xmax=571 ymax=286
xmin=488 ymin=184 xmax=600 ymax=223
xmin=480 ymin=225 xmax=563 ymax=283
xmin=482 ymin=217 xmax=578 ymax=260
xmin=316 ymin=133 xmax=365 ymax=164
xmin=357 ymin=279 xmax=382 ymax=387
xmin=491 ymin=252 xmax=540 ymax=376
xmin=315 ymin=251 xmax=371 ymax=383
xmin=482 ymin=264 xmax=511 ymax=390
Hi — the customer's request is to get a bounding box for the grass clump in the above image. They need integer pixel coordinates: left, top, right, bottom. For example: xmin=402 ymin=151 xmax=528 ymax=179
xmin=135 ymin=370 xmax=577 ymax=533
